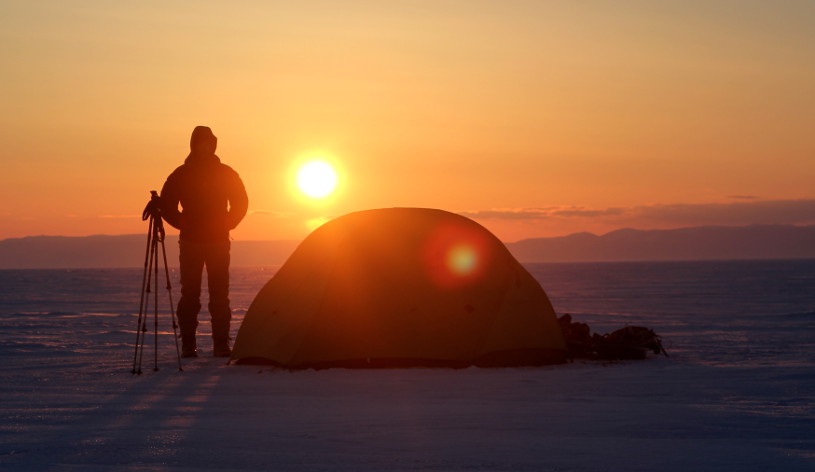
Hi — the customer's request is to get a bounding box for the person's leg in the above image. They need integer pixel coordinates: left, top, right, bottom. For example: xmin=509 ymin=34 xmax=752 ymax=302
xmin=177 ymin=240 xmax=205 ymax=357
xmin=206 ymin=240 xmax=232 ymax=356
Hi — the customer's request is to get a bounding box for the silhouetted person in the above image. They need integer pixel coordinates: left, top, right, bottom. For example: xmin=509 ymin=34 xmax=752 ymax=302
xmin=160 ymin=126 xmax=248 ymax=358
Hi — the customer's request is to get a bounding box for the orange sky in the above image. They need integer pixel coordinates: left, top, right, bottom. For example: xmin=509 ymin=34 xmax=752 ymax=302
xmin=2 ymin=1 xmax=813 ymax=243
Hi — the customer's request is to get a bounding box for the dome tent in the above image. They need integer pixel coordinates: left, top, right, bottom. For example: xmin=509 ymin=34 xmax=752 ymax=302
xmin=231 ymin=208 xmax=567 ymax=368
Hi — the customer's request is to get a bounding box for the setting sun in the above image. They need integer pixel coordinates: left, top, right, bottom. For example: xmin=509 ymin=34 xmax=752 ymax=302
xmin=296 ymin=160 xmax=337 ymax=199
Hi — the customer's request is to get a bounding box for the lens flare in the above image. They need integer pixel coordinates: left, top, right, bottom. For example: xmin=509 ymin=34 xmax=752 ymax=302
xmin=447 ymin=244 xmax=477 ymax=275
xmin=422 ymin=224 xmax=491 ymax=289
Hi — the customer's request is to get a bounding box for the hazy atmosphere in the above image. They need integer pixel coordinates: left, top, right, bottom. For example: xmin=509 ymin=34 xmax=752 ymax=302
xmin=2 ymin=4 xmax=815 ymax=470
xmin=2 ymin=0 xmax=814 ymax=243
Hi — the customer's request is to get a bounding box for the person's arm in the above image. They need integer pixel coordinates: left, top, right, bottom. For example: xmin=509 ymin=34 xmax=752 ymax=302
xmin=227 ymin=171 xmax=248 ymax=230
xmin=159 ymin=175 xmax=183 ymax=230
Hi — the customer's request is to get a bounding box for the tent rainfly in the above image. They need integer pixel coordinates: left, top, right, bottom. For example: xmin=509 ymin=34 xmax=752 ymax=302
xmin=231 ymin=208 xmax=567 ymax=368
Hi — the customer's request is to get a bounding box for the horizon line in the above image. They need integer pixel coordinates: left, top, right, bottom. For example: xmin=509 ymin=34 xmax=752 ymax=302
xmin=2 ymin=221 xmax=814 ymax=245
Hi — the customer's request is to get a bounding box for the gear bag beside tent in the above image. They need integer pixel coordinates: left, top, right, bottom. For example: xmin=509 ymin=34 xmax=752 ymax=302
xmin=231 ymin=208 xmax=567 ymax=368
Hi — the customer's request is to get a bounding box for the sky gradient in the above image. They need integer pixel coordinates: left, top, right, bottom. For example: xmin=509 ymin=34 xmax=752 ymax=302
xmin=2 ymin=0 xmax=814 ymax=242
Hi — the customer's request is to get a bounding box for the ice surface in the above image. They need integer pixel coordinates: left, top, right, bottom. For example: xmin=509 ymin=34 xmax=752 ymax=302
xmin=1 ymin=262 xmax=814 ymax=471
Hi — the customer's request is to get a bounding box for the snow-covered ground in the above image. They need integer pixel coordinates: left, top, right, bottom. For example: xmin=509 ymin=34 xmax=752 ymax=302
xmin=1 ymin=262 xmax=814 ymax=471
xmin=1 ymin=310 xmax=812 ymax=472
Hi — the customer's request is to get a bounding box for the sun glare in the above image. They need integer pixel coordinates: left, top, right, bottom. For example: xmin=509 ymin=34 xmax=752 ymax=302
xmin=306 ymin=216 xmax=330 ymax=231
xmin=447 ymin=244 xmax=477 ymax=275
xmin=296 ymin=160 xmax=337 ymax=199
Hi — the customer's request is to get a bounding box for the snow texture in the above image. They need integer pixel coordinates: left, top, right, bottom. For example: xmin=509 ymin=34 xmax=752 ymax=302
xmin=1 ymin=261 xmax=814 ymax=471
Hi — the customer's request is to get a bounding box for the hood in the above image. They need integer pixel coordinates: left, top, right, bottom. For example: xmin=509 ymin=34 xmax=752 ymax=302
xmin=186 ymin=126 xmax=219 ymax=164
xmin=190 ymin=125 xmax=217 ymax=151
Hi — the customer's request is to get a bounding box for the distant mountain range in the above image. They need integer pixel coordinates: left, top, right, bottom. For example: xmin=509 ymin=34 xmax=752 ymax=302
xmin=0 ymin=235 xmax=300 ymax=269
xmin=0 ymin=224 xmax=813 ymax=269
xmin=506 ymin=224 xmax=815 ymax=262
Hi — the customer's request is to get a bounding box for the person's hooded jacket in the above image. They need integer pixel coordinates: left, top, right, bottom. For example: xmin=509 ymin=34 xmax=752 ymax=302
xmin=159 ymin=126 xmax=248 ymax=243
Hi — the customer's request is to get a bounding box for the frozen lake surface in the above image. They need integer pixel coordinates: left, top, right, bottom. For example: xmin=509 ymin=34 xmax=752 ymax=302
xmin=1 ymin=260 xmax=814 ymax=471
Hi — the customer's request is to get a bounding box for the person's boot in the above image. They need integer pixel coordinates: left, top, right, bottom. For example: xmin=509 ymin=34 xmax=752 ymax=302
xmin=210 ymin=304 xmax=232 ymax=357
xmin=212 ymin=331 xmax=231 ymax=357
xmin=213 ymin=342 xmax=231 ymax=358
xmin=181 ymin=333 xmax=198 ymax=358
xmin=180 ymin=323 xmax=198 ymax=358
xmin=177 ymin=298 xmax=200 ymax=358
